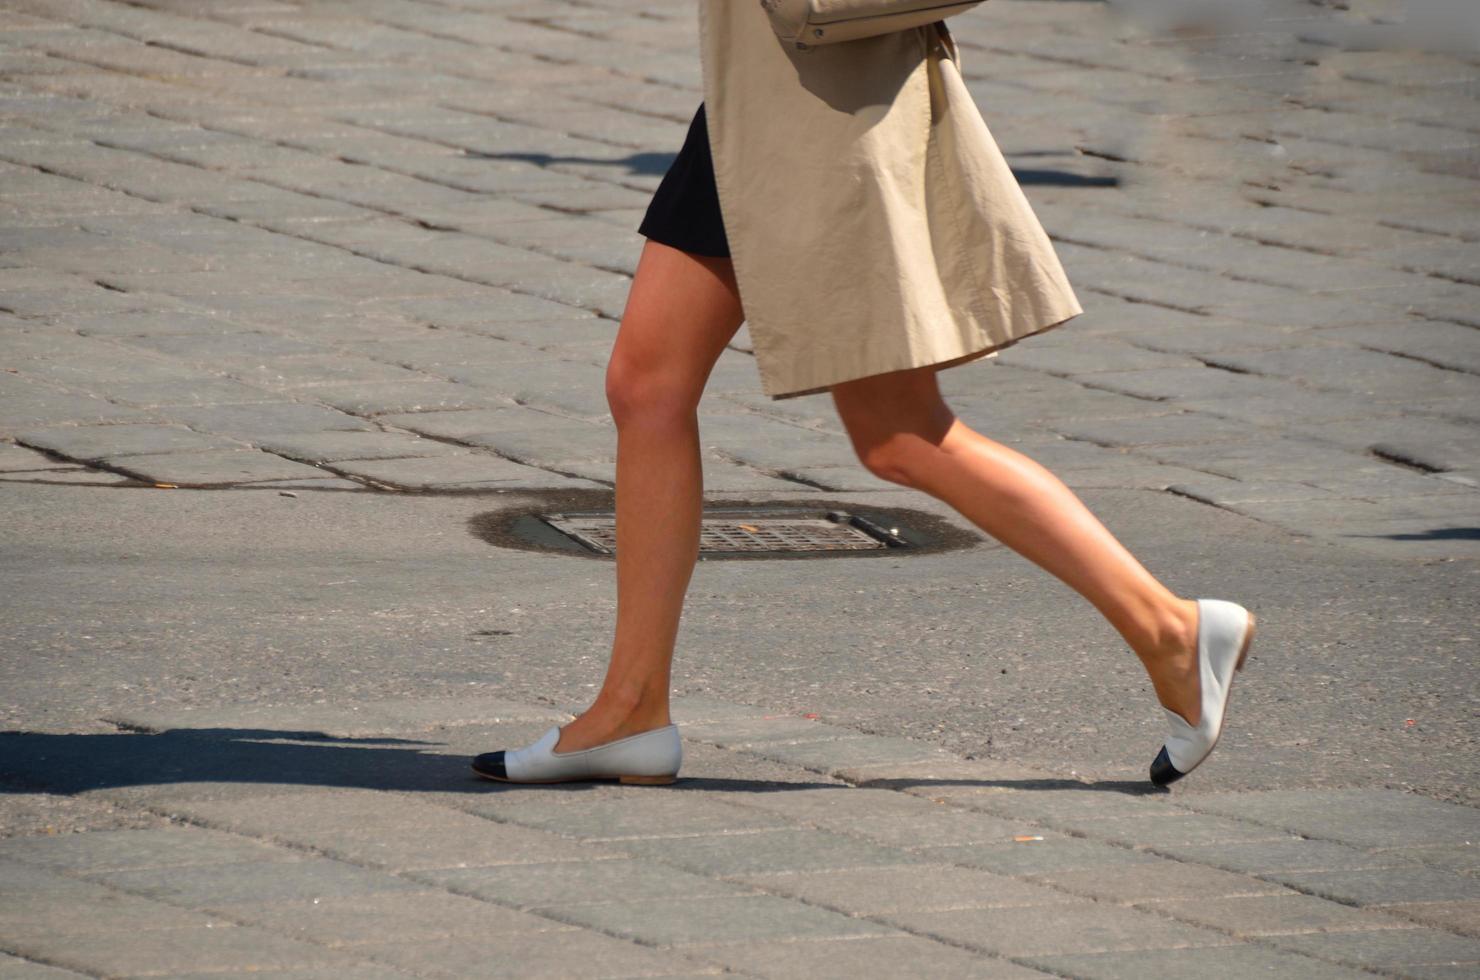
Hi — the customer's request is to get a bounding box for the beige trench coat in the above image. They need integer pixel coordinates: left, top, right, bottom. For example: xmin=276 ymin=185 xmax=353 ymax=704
xmin=699 ymin=2 xmax=1083 ymax=400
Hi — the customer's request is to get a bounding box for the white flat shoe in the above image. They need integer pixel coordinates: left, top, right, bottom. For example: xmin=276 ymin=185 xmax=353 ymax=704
xmin=1150 ymin=598 xmax=1257 ymax=787
xmin=471 ymin=724 xmax=682 ymax=785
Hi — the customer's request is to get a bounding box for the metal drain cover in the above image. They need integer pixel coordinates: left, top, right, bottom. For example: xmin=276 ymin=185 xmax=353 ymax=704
xmin=541 ymin=507 xmax=910 ymax=556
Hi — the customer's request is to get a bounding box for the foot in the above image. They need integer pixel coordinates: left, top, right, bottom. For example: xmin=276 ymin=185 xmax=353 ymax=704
xmin=1149 ymin=598 xmax=1257 ymax=787
xmin=1140 ymin=597 xmax=1203 ymax=727
xmin=472 ymin=723 xmax=682 ymax=784
xmin=554 ymin=704 xmax=673 ymax=754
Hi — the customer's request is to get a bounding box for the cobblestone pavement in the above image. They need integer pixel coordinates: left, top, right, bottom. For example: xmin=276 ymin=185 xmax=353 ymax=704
xmin=1 ymin=0 xmax=1477 ymax=558
xmin=2 ymin=0 xmax=1478 ymax=977
xmin=3 ymin=694 xmax=1479 ymax=978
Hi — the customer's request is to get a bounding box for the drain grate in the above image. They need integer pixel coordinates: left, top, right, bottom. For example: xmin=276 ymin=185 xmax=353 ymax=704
xmin=541 ymin=508 xmax=910 ymax=556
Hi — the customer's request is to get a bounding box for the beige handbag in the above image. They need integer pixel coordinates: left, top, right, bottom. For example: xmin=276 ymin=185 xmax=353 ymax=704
xmin=762 ymin=0 xmax=984 ymax=49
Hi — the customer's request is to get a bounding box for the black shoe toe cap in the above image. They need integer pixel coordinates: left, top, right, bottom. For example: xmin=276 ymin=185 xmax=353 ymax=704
xmin=1149 ymin=746 xmax=1185 ymax=787
xmin=471 ymin=750 xmax=507 ymax=780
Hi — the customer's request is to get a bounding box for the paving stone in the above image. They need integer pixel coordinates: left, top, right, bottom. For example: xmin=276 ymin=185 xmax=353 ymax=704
xmin=173 ymin=790 xmax=616 ymax=871
xmin=0 ymin=442 xmax=72 ymax=472
xmin=5 ymin=924 xmax=362 ymax=977
xmin=694 ymin=935 xmax=1050 ymax=979
xmin=1035 ymin=859 xmax=1294 ymax=903
xmin=1026 ymin=944 xmax=1378 ymax=980
xmin=253 ymin=430 xmax=466 ymax=463
xmin=229 ymin=355 xmax=431 ymax=390
xmin=376 ymin=407 xmax=536 ymax=440
xmin=0 ymin=951 xmax=94 ymax=979
xmin=1166 ymin=479 xmax=1347 ymax=507
xmin=1178 ymin=385 xmax=1419 ymax=427
xmin=97 ymin=378 xmax=284 ymax=408
xmin=101 ymin=449 xmax=330 ymax=486
xmin=217 ymin=890 xmax=570 ymax=946
xmin=1375 ymin=844 xmax=1480 ymax=874
xmin=966 ymin=788 xmax=1187 ymax=823
xmin=1143 ymin=893 xmax=1425 ymax=938
xmin=916 ymin=837 xmax=1164 ymax=876
xmin=106 ymin=696 xmax=569 ymax=738
xmin=685 ymin=716 xmax=868 ymax=747
xmin=312 ymin=382 xmax=506 ymax=416
xmin=614 ymin=827 xmax=923 ymax=877
xmin=542 ymin=893 xmax=896 ymax=947
xmin=1313 ymin=320 xmax=1480 ymax=375
xmin=996 ymin=339 xmax=1200 ymax=374
xmin=1050 ymin=413 xmax=1263 ymax=447
xmin=85 ymin=857 xmax=422 ymax=908
xmin=1273 ymin=866 xmax=1480 ymax=907
xmin=733 ymin=734 xmax=960 ymax=777
xmin=464 ymin=422 xmax=616 ymax=465
xmin=412 ymin=858 xmax=751 ymax=911
xmin=735 ymin=864 xmax=1089 ymax=916
xmin=1384 ymin=902 xmax=1480 ymax=938
xmin=1203 ymin=347 xmax=1480 ymax=400
xmin=0 ymin=860 xmax=219 ymax=934
xmin=464 ymin=792 xmax=788 ymax=842
xmin=837 ymin=757 xmax=1049 ymax=797
xmin=327 ymin=453 xmax=598 ymax=491
xmin=884 ymin=902 xmax=1233 ymax=956
xmin=347 ymin=930 xmax=717 ymax=979
xmin=1153 ymin=838 xmax=1420 ymax=876
xmin=16 ymin=424 xmax=241 ymax=462
xmin=708 ymin=786 xmax=1032 ymax=848
xmin=1267 ymin=928 xmax=1480 ymax=973
xmin=146 ymin=967 xmax=420 ymax=980
xmin=0 ymin=385 xmax=153 ymax=434
xmin=0 ymin=827 xmax=305 ymax=873
xmin=1186 ymin=789 xmax=1480 ymax=849
xmin=165 ymin=402 xmax=376 ymax=436
xmin=1051 ymin=813 xmax=1294 ymax=847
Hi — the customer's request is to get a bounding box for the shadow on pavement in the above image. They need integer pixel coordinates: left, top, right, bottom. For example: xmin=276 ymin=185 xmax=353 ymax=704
xmin=0 ymin=728 xmax=1152 ymax=798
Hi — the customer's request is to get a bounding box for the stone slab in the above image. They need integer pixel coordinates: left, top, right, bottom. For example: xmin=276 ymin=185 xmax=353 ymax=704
xmin=0 ymin=827 xmax=304 ymax=874
xmin=101 ymin=449 xmax=330 ymax=486
xmin=734 ymin=865 xmax=1089 ymax=916
xmin=345 ymin=930 xmax=716 ymax=979
xmin=541 ymin=893 xmax=897 ymax=947
xmin=16 ymin=424 xmax=241 ymax=462
xmin=254 ymin=430 xmax=466 ymax=463
xmin=612 ymin=827 xmax=923 ymax=877
xmin=1027 ymin=944 xmax=1379 ymax=980
xmin=693 ymin=935 xmax=1049 ymax=979
xmin=884 ymin=902 xmax=1234 ymax=957
xmin=328 ymin=453 xmax=597 ymax=491
xmin=84 ymin=857 xmax=422 ymax=908
xmin=216 ymin=891 xmax=569 ymax=947
xmin=411 ymin=859 xmax=751 ymax=911
xmin=1142 ymin=893 xmax=1422 ymax=938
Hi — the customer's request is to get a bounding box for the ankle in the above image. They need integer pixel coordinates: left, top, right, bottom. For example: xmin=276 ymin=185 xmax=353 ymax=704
xmin=587 ymin=684 xmax=671 ymax=726
xmin=1132 ymin=598 xmax=1200 ymax=665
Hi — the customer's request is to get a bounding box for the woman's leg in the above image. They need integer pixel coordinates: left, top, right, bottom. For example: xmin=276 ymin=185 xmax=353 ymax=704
xmin=830 ymin=363 xmax=1207 ymax=726
xmin=554 ymin=240 xmax=745 ymax=753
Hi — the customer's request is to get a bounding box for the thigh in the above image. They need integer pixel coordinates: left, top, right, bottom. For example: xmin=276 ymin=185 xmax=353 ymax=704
xmin=830 ymin=364 xmax=957 ymax=452
xmin=610 ymin=240 xmax=746 ymax=404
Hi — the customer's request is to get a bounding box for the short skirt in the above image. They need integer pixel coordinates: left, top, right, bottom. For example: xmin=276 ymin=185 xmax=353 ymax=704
xmin=637 ymin=103 xmax=731 ymax=258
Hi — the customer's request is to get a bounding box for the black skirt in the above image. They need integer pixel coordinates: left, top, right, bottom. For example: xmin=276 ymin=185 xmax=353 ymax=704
xmin=637 ymin=103 xmax=731 ymax=259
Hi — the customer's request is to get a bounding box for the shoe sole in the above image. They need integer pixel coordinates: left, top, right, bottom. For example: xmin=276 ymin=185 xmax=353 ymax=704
xmin=472 ymin=769 xmax=677 ymax=786
xmin=1177 ymin=609 xmax=1257 ymax=780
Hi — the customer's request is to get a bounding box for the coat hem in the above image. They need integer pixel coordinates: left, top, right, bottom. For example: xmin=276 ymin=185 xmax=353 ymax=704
xmin=761 ymin=300 xmax=1085 ymax=401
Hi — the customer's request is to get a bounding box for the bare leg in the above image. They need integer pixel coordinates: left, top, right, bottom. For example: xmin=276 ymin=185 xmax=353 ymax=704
xmin=831 ymin=363 xmax=1206 ymax=725
xmin=554 ymin=241 xmax=745 ymax=753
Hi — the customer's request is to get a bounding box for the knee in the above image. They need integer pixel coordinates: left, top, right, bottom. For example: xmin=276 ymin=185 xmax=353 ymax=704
xmin=853 ymin=434 xmax=928 ymax=489
xmin=605 ymin=353 xmax=700 ymax=427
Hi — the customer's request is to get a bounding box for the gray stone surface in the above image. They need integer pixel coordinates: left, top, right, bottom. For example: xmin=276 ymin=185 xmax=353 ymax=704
xmin=2 ymin=0 xmax=1478 ymax=976
xmin=102 ymin=449 xmax=331 ymax=486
